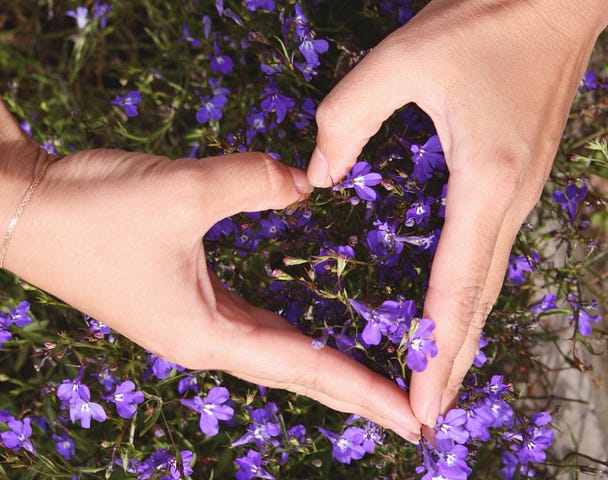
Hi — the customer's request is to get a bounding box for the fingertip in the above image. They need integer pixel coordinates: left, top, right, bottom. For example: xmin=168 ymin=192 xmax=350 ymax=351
xmin=287 ymin=166 xmax=314 ymax=195
xmin=307 ymin=146 xmax=330 ymax=187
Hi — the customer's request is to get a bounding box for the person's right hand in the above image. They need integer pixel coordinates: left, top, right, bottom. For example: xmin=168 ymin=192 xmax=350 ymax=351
xmin=307 ymin=0 xmax=608 ymax=427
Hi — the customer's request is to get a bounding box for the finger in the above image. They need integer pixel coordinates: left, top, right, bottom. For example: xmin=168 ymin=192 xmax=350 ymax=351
xmin=189 ymin=153 xmax=312 ymax=224
xmin=439 ymin=188 xmax=544 ymax=412
xmin=409 ymin=165 xmax=517 ymax=427
xmin=308 ymin=33 xmax=419 ymax=187
xmin=219 ymin=322 xmax=422 ymax=442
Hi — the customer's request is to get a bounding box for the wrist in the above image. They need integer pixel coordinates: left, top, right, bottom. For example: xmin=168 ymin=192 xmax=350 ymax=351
xmin=0 ymin=100 xmax=50 ymax=271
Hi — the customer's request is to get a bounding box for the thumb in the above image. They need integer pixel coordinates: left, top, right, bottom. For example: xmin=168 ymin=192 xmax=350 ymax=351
xmin=307 ymin=34 xmax=418 ymax=187
xmin=198 ymin=152 xmax=312 ymax=221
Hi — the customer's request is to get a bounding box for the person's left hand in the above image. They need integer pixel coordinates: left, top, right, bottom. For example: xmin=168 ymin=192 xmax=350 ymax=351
xmin=0 ymin=121 xmax=421 ymax=441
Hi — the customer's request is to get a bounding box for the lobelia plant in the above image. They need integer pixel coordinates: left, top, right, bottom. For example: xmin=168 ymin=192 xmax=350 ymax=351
xmin=1 ymin=0 xmax=607 ymax=479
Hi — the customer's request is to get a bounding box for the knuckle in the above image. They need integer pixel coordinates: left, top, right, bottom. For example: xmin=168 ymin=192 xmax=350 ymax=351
xmin=256 ymin=153 xmax=289 ymax=197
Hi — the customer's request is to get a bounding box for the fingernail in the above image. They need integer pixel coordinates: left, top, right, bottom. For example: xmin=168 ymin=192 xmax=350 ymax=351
xmin=307 ymin=146 xmax=329 ymax=187
xmin=403 ymin=431 xmax=421 ymax=445
xmin=288 ymin=167 xmax=314 ymax=195
xmin=425 ymin=392 xmax=443 ymax=428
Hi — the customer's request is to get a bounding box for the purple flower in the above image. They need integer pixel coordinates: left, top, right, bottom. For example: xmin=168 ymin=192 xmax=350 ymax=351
xmin=66 ymin=6 xmax=89 ymax=29
xmin=110 ymin=90 xmax=142 ymax=117
xmin=339 ymin=162 xmax=383 ymax=201
xmin=319 ymin=426 xmax=368 ymax=464
xmin=260 ymin=80 xmax=295 ymax=123
xmin=511 ymin=412 xmax=554 ymax=465
xmin=405 ymin=317 xmax=438 ymax=372
xmin=180 ymin=386 xmax=234 ymax=436
xmin=501 ymin=451 xmax=535 ymax=480
xmin=146 ymin=353 xmax=185 ymax=380
xmin=350 ymin=299 xmax=383 ymax=345
xmin=507 ymin=252 xmax=538 ymax=285
xmin=177 ymin=373 xmax=200 ymax=394
xmin=0 ymin=301 xmax=33 ymax=327
xmin=465 ymin=404 xmax=494 ymax=441
xmin=434 ymin=409 xmax=470 ymax=450
xmin=210 ymin=42 xmax=234 ymax=74
xmin=93 ymin=1 xmax=112 ymax=29
xmin=405 ymin=196 xmax=432 ymax=227
xmin=485 ymin=375 xmax=510 ymax=400
xmin=366 ymin=220 xmax=404 ymax=266
xmin=196 ymin=94 xmax=228 ymax=124
xmin=553 ymin=184 xmax=587 ymax=221
xmin=294 ymin=97 xmax=316 ymax=130
xmin=473 ymin=335 xmax=489 ymax=368
xmin=57 ymin=368 xmax=87 ymax=407
xmin=568 ymin=294 xmax=601 ymax=336
xmin=178 ymin=22 xmax=202 ymax=47
xmin=232 ymin=403 xmax=281 ymax=449
xmin=259 ymin=214 xmax=286 ymax=239
xmin=0 ymin=326 xmax=11 ymax=348
xmin=245 ymin=0 xmax=275 ymax=11
xmin=408 ymin=135 xmax=446 ymax=183
xmin=68 ymin=385 xmax=107 ymax=429
xmin=433 ymin=444 xmax=471 ymax=479
xmin=530 ymin=293 xmax=558 ymax=314
xmin=1 ymin=418 xmax=35 ymax=453
xmin=580 ymin=71 xmax=599 ymax=91
xmin=95 ymin=367 xmax=118 ymax=392
xmin=298 ymin=36 xmax=329 ymax=69
xmin=86 ymin=315 xmax=112 ymax=338
xmin=235 ymin=449 xmax=275 ymax=480
xmin=105 ymin=381 xmax=144 ymax=419
xmin=379 ymin=0 xmax=414 ymax=25
xmin=134 ymin=449 xmax=194 ymax=479
xmin=53 ymin=432 xmax=75 ymax=460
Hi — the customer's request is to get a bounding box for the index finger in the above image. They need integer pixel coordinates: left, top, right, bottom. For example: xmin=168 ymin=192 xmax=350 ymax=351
xmin=308 ymin=34 xmax=418 ymax=187
xmin=221 ymin=308 xmax=422 ymax=442
xmin=409 ymin=166 xmax=514 ymax=427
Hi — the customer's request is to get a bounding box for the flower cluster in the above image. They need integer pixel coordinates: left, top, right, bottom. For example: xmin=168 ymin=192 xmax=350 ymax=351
xmin=417 ymin=376 xmax=554 ymax=480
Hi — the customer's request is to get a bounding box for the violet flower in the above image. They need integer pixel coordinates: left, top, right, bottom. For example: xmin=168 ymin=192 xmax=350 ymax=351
xmin=434 ymin=408 xmax=470 ymax=450
xmin=529 ymin=293 xmax=558 ymax=314
xmin=210 ymin=41 xmax=234 ymax=74
xmin=66 ymin=6 xmax=89 ymax=29
xmin=567 ymin=294 xmax=601 ymax=336
xmin=340 ymin=162 xmax=383 ymax=201
xmin=507 ymin=252 xmax=538 ymax=285
xmin=53 ymin=432 xmax=75 ymax=460
xmin=1 ymin=417 xmax=35 ymax=453
xmin=0 ymin=301 xmax=32 ymax=327
xmin=260 ymin=80 xmax=295 ymax=123
xmin=235 ymin=449 xmax=275 ymax=480
xmin=405 ymin=317 xmax=438 ymax=372
xmin=110 ymin=90 xmax=142 ymax=117
xmin=180 ymin=386 xmax=234 ymax=436
xmin=318 ymin=426 xmax=368 ymax=464
xmin=245 ymin=0 xmax=275 ymax=11
xmin=196 ymin=94 xmax=228 ymax=124
xmin=105 ymin=380 xmax=144 ymax=419
xmin=68 ymin=385 xmax=107 ymax=429
xmin=553 ymin=184 xmax=587 ymax=221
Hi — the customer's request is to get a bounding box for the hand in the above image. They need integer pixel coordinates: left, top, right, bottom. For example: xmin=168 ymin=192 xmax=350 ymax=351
xmin=0 ymin=107 xmax=421 ymax=442
xmin=307 ymin=0 xmax=608 ymax=427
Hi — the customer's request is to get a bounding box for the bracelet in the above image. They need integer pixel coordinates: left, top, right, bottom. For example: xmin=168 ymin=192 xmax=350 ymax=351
xmin=0 ymin=157 xmax=57 ymax=270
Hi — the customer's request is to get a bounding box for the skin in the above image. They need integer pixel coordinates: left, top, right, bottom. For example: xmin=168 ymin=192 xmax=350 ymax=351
xmin=0 ymin=100 xmax=421 ymax=443
xmin=307 ymin=0 xmax=608 ymax=428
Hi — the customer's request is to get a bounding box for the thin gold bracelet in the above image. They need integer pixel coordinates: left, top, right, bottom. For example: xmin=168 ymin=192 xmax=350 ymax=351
xmin=0 ymin=157 xmax=57 ymax=270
